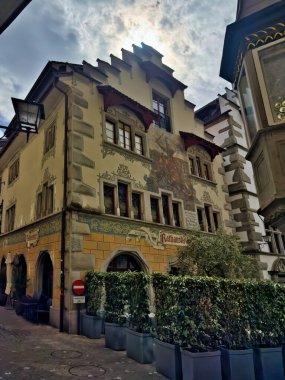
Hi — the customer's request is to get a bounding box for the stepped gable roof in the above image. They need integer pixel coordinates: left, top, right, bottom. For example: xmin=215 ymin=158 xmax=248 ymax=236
xmin=140 ymin=60 xmax=187 ymax=96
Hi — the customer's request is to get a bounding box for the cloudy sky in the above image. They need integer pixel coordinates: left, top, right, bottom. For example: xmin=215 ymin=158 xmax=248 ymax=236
xmin=0 ymin=0 xmax=237 ymax=125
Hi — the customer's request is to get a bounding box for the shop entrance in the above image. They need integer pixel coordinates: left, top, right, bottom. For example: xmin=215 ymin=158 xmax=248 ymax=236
xmin=36 ymin=251 xmax=53 ymax=299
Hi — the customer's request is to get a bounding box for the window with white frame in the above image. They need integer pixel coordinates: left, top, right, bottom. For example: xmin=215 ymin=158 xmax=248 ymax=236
xmin=150 ymin=194 xmax=182 ymax=226
xmin=5 ymin=204 xmax=15 ymax=232
xmin=104 ymin=115 xmax=146 ymax=157
xmin=8 ymin=159 xmax=19 ymax=184
xmin=196 ymin=205 xmax=220 ymax=233
xmin=36 ymin=182 xmax=54 ymax=219
xmin=188 ymin=146 xmax=213 ymax=182
xmin=152 ymin=91 xmax=171 ymax=132
xmin=103 ymin=182 xmax=143 ymax=220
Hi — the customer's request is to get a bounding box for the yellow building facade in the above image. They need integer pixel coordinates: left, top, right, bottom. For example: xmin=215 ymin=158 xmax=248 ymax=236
xmin=0 ymin=43 xmax=233 ymax=332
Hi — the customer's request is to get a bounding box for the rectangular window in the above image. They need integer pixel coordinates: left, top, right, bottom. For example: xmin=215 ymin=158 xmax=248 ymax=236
xmin=204 ymin=205 xmax=212 ymax=233
xmin=104 ymin=184 xmax=115 ymax=215
xmin=135 ymin=135 xmax=143 ymax=155
xmin=118 ymin=182 xmax=129 ymax=217
xmin=8 ymin=159 xmax=19 ymax=184
xmin=5 ymin=205 xmax=15 ymax=232
xmin=172 ymin=202 xmax=180 ymax=227
xmin=151 ymin=197 xmax=160 ymax=223
xmin=132 ymin=192 xmax=142 ymax=220
xmin=153 ymin=92 xmax=171 ymax=132
xmin=196 ymin=157 xmax=202 ymax=177
xmin=162 ymin=194 xmax=170 ymax=225
xmin=47 ymin=185 xmax=54 ymax=215
xmin=197 ymin=208 xmax=205 ymax=231
xmin=119 ymin=123 xmax=131 ymax=150
xmin=213 ymin=212 xmax=220 ymax=232
xmin=44 ymin=124 xmax=55 ymax=153
xmin=189 ymin=158 xmax=195 ymax=175
xmin=203 ymin=163 xmax=211 ymax=180
xmin=106 ymin=121 xmax=115 ymax=144
xmin=36 ymin=192 xmax=42 ymax=218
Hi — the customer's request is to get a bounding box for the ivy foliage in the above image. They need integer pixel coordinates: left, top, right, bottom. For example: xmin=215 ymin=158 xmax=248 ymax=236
xmin=152 ymin=273 xmax=285 ymax=352
xmin=85 ymin=272 xmax=105 ymax=316
xmin=177 ymin=229 xmax=259 ymax=279
xmin=104 ymin=272 xmax=129 ymax=325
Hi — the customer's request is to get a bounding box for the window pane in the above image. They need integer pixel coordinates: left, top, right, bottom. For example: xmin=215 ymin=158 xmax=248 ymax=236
xmin=258 ymin=41 xmax=285 ymax=123
xmin=204 ymin=164 xmax=210 ymax=180
xmin=197 ymin=208 xmax=205 ymax=231
xmin=213 ymin=212 xmax=219 ymax=231
xmin=189 ymin=158 xmax=195 ymax=175
xmin=196 ymin=157 xmax=202 ymax=177
xmin=135 ymin=135 xmax=143 ymax=155
xmin=106 ymin=121 xmax=115 ymax=143
xmin=118 ymin=182 xmax=128 ymax=217
xmin=151 ymin=197 xmax=160 ymax=223
xmin=153 ymin=92 xmax=171 ymax=132
xmin=205 ymin=205 xmax=212 ymax=233
xmin=119 ymin=124 xmax=131 ymax=150
xmin=104 ymin=185 xmax=115 ymax=215
xmin=162 ymin=194 xmax=170 ymax=225
xmin=238 ymin=67 xmax=258 ymax=141
xmin=124 ymin=128 xmax=131 ymax=150
xmin=173 ymin=202 xmax=180 ymax=227
xmin=132 ymin=193 xmax=141 ymax=220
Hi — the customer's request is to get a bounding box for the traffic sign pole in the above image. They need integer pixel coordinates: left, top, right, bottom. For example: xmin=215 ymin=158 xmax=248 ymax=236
xmin=71 ymin=280 xmax=85 ymax=336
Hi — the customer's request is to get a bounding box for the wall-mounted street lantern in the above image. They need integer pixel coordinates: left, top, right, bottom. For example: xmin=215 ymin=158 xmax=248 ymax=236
xmin=0 ymin=98 xmax=45 ymax=142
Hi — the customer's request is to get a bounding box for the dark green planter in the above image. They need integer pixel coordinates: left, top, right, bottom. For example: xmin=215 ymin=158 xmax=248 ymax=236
xmin=126 ymin=328 xmax=154 ymax=364
xmin=254 ymin=347 xmax=285 ymax=380
xmin=154 ymin=339 xmax=182 ymax=380
xmin=81 ymin=314 xmax=102 ymax=339
xmin=221 ymin=348 xmax=255 ymax=380
xmin=181 ymin=349 xmax=222 ymax=380
xmin=105 ymin=322 xmax=126 ymax=351
xmin=0 ymin=293 xmax=7 ymax=306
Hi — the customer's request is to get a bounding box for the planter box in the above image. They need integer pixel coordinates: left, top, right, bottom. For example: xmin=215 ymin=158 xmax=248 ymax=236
xmin=221 ymin=348 xmax=255 ymax=380
xmin=105 ymin=322 xmax=126 ymax=351
xmin=254 ymin=347 xmax=285 ymax=380
xmin=126 ymin=328 xmax=154 ymax=364
xmin=81 ymin=314 xmax=102 ymax=339
xmin=154 ymin=339 xmax=182 ymax=380
xmin=181 ymin=349 xmax=222 ymax=380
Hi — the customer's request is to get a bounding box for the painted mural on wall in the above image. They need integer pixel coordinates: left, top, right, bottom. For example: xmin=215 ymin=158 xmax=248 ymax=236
xmin=145 ymin=128 xmax=196 ymax=210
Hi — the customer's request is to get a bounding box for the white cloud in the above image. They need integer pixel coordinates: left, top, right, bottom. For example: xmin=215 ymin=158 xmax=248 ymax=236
xmin=0 ymin=0 xmax=237 ymax=122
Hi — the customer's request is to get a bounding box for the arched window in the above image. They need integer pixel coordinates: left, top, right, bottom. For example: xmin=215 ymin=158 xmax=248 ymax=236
xmin=107 ymin=253 xmax=143 ymax=272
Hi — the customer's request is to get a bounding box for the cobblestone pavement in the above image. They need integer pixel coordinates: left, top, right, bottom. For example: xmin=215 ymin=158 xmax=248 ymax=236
xmin=0 ymin=307 xmax=165 ymax=380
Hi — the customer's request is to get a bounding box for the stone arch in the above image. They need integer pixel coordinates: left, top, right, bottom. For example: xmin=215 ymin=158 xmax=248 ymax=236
xmin=12 ymin=254 xmax=27 ymax=300
xmin=35 ymin=251 xmax=53 ymax=299
xmin=102 ymin=248 xmax=150 ymax=274
xmin=0 ymin=257 xmax=7 ymax=294
xmin=270 ymin=258 xmax=285 ymax=282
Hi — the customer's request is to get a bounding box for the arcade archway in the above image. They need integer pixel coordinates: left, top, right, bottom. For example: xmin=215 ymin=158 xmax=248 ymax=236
xmin=107 ymin=252 xmax=144 ymax=272
xmin=12 ymin=254 xmax=27 ymax=300
xmin=36 ymin=251 xmax=53 ymax=299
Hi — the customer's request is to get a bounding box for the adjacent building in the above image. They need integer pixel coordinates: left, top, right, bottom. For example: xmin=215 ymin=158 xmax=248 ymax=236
xmin=0 ymin=43 xmax=233 ymax=332
xmin=196 ymin=88 xmax=285 ymax=279
xmin=220 ymin=0 xmax=285 ymax=279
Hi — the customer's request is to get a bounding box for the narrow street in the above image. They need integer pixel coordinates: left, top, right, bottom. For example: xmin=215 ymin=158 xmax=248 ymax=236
xmin=0 ymin=307 xmax=164 ymax=380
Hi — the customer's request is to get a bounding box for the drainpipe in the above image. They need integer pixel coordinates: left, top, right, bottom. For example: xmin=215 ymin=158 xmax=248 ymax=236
xmin=54 ymin=78 xmax=69 ymax=333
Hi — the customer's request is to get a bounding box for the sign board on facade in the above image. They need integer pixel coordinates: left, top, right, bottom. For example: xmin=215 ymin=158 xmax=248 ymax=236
xmin=73 ymin=296 xmax=86 ymax=304
xmin=127 ymin=227 xmax=187 ymax=249
xmin=72 ymin=280 xmax=85 ymax=296
xmin=159 ymin=232 xmax=187 ymax=246
xmin=25 ymin=228 xmax=39 ymax=248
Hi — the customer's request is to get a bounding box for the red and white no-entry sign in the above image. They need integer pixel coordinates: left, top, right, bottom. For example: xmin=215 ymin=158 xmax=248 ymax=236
xmin=72 ymin=280 xmax=85 ymax=296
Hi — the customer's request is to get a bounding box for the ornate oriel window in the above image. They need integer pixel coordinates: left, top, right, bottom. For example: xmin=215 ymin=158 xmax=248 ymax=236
xmin=253 ymin=38 xmax=285 ymax=125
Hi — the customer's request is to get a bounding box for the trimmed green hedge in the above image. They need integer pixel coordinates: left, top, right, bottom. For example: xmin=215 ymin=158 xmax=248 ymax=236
xmin=85 ymin=272 xmax=285 ymax=352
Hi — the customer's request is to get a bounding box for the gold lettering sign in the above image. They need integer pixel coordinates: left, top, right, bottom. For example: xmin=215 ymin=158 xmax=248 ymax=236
xmin=159 ymin=232 xmax=187 ymax=247
xmin=25 ymin=228 xmax=40 ymax=248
